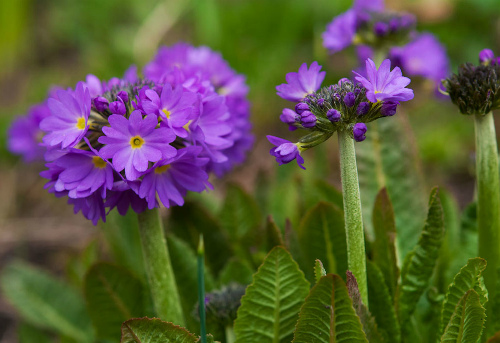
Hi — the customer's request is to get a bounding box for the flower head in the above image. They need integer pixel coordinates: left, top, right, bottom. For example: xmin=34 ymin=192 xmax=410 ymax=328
xmin=276 ymin=62 xmax=326 ymax=102
xmin=354 ymin=58 xmax=414 ymax=103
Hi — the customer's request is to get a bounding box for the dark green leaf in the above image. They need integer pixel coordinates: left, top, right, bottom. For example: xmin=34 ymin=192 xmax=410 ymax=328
xmin=218 ymin=258 xmax=254 ymax=286
xmin=314 ymin=259 xmax=326 ymax=284
xmin=313 ymin=179 xmax=344 ymax=210
xmin=372 ymin=188 xmax=399 ymax=300
xmin=397 ymin=187 xmax=445 ymax=328
xmin=265 ymin=215 xmax=284 ymax=250
xmin=346 ymin=271 xmax=385 ymax=343
xmin=66 ymin=239 xmax=99 ymax=289
xmin=120 ymin=317 xmax=197 ymax=343
xmin=18 ymin=322 xmax=52 ymax=343
xmin=440 ymin=258 xmax=487 ymax=335
xmin=367 ymin=261 xmax=400 ymax=343
xmin=440 ymin=290 xmax=486 ymax=343
xmin=292 ymin=274 xmax=368 ymax=342
xmin=297 ymin=202 xmax=347 ymax=280
xmin=1 ymin=261 xmax=93 ymax=342
xmin=234 ymin=247 xmax=310 ymax=343
xmin=84 ymin=262 xmax=146 ymax=341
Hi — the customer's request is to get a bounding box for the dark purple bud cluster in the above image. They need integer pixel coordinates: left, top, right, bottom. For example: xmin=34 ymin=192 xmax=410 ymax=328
xmin=443 ymin=49 xmax=500 ymax=115
xmin=194 ymin=283 xmax=246 ymax=327
xmin=356 ymin=12 xmax=416 ymax=49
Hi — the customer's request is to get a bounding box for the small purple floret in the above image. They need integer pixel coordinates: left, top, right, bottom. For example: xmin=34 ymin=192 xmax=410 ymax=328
xmin=117 ymin=90 xmax=129 ymax=103
xmin=267 ymin=136 xmax=305 ymax=169
xmin=327 ymin=109 xmax=341 ymax=122
xmin=109 ymin=100 xmax=126 ymax=115
xmin=479 ymin=49 xmax=495 ymax=63
xmin=276 ymin=62 xmax=326 ymax=102
xmin=300 ymin=111 xmax=317 ymax=128
xmin=381 ymin=101 xmax=399 ymax=116
xmin=357 ymin=102 xmax=370 ymax=116
xmin=94 ymin=97 xmax=109 ymax=112
xmin=280 ymin=108 xmax=298 ymax=124
xmin=374 ymin=22 xmax=389 ymax=36
xmin=344 ymin=92 xmax=356 ymax=107
xmin=353 ymin=123 xmax=367 ymax=142
xmin=317 ymin=98 xmax=325 ymax=106
xmin=295 ymin=102 xmax=309 ymax=114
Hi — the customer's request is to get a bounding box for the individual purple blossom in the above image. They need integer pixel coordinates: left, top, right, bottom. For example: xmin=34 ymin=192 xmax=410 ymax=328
xmin=104 ymin=181 xmax=148 ymax=215
xmin=276 ymin=62 xmax=326 ymax=102
xmin=117 ymin=91 xmax=129 ymax=103
xmin=479 ymin=49 xmax=495 ymax=64
xmin=327 ymin=109 xmax=341 ymax=122
xmin=98 ymin=110 xmax=177 ymax=181
xmin=381 ymin=101 xmax=399 ymax=116
xmin=300 ymin=111 xmax=317 ymax=128
xmin=354 ymin=58 xmax=414 ymax=103
xmin=353 ymin=123 xmax=368 ymax=142
xmin=40 ymin=82 xmax=91 ymax=148
xmin=139 ymin=147 xmax=211 ymax=209
xmin=280 ymin=108 xmax=298 ymax=125
xmin=109 ymin=99 xmax=126 ymax=115
xmin=322 ymin=10 xmax=358 ymax=54
xmin=295 ymin=102 xmax=309 ymax=114
xmin=267 ymin=136 xmax=305 ymax=169
xmin=344 ymin=92 xmax=356 ymax=107
xmin=94 ymin=97 xmax=109 ymax=112
xmin=68 ymin=193 xmax=106 ymax=225
xmin=357 ymin=102 xmax=370 ymax=116
xmin=8 ymin=103 xmax=50 ymax=162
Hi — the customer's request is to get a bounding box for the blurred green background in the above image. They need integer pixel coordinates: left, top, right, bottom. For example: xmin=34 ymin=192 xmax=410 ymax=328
xmin=0 ymin=0 xmax=499 ymax=340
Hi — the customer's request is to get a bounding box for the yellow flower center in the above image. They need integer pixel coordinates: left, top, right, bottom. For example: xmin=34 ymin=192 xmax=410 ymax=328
xmin=76 ymin=117 xmax=86 ymax=130
xmin=155 ymin=164 xmax=171 ymax=174
xmin=92 ymin=156 xmax=107 ymax=169
xmin=183 ymin=120 xmax=192 ymax=132
xmin=162 ymin=109 xmax=171 ymax=118
xmin=130 ymin=135 xmax=145 ymax=149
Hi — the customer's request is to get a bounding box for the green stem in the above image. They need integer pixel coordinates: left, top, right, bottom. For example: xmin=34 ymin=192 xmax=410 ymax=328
xmin=198 ymin=236 xmax=207 ymax=343
xmin=338 ymin=130 xmax=368 ymax=305
xmin=137 ymin=208 xmax=184 ymax=325
xmin=474 ymin=112 xmax=500 ymax=326
xmin=225 ymin=325 xmax=236 ymax=343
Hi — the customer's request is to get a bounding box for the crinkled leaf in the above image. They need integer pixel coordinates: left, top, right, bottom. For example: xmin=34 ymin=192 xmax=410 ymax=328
xmin=314 ymin=259 xmax=327 ymax=283
xmin=440 ymin=258 xmax=487 ymax=335
xmin=440 ymin=290 xmax=486 ymax=343
xmin=297 ymin=202 xmax=347 ymax=280
xmin=397 ymin=187 xmax=445 ymax=328
xmin=367 ymin=261 xmax=400 ymax=343
xmin=346 ymin=271 xmax=385 ymax=343
xmin=372 ymin=188 xmax=399 ymax=299
xmin=84 ymin=262 xmax=146 ymax=341
xmin=292 ymin=274 xmax=368 ymax=343
xmin=0 ymin=261 xmax=93 ymax=342
xmin=234 ymin=246 xmax=309 ymax=343
xmin=120 ymin=317 xmax=197 ymax=343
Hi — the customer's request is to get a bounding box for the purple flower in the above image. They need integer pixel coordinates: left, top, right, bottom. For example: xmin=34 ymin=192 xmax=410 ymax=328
xmin=94 ymin=97 xmax=109 ymax=112
xmin=68 ymin=193 xmax=106 ymax=226
xmin=139 ymin=147 xmax=211 ymax=209
xmin=354 ymin=58 xmax=414 ymax=103
xmin=109 ymin=99 xmax=126 ymax=115
xmin=52 ymin=150 xmax=114 ymax=199
xmin=389 ymin=33 xmax=449 ymax=84
xmin=280 ymin=108 xmax=298 ymax=125
xmin=381 ymin=101 xmax=399 ymax=116
xmin=327 ymin=109 xmax=342 ymax=122
xmin=479 ymin=49 xmax=495 ymax=64
xmin=353 ymin=123 xmax=367 ymax=142
xmin=322 ymin=10 xmax=358 ymax=54
xmin=141 ymin=83 xmax=198 ymax=137
xmin=357 ymin=102 xmax=370 ymax=116
xmin=344 ymin=92 xmax=356 ymax=107
xmin=98 ymin=110 xmax=177 ymax=181
xmin=8 ymin=103 xmax=50 ymax=162
xmin=300 ymin=111 xmax=317 ymax=128
xmin=40 ymin=82 xmax=91 ymax=148
xmin=104 ymin=181 xmax=147 ymax=215
xmin=276 ymin=62 xmax=326 ymax=102
xmin=267 ymin=136 xmax=305 ymax=169
xmin=295 ymin=102 xmax=309 ymax=114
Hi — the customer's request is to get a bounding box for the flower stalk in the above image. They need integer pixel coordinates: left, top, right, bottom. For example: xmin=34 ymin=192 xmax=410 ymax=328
xmin=137 ymin=208 xmax=184 ymax=325
xmin=197 ymin=235 xmax=207 ymax=343
xmin=474 ymin=111 xmax=500 ymax=320
xmin=338 ymin=129 xmax=368 ymax=305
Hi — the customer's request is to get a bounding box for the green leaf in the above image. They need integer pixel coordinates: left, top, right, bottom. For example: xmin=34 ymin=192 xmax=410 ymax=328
xmin=487 ymin=331 xmax=500 ymax=342
xmin=346 ymin=271 xmax=385 ymax=343
xmin=84 ymin=262 xmax=146 ymax=341
xmin=169 ymin=200 xmax=232 ymax=276
xmin=66 ymin=239 xmax=99 ymax=289
xmin=265 ymin=215 xmax=284 ymax=250
xmin=18 ymin=322 xmax=52 ymax=343
xmin=440 ymin=258 xmax=487 ymax=335
xmin=440 ymin=290 xmax=486 ymax=343
xmin=372 ymin=188 xmax=399 ymax=300
xmin=297 ymin=202 xmax=347 ymax=280
xmin=218 ymin=258 xmax=254 ymax=286
xmin=367 ymin=261 xmax=400 ymax=343
xmin=234 ymin=246 xmax=310 ymax=343
xmin=120 ymin=318 xmax=197 ymax=343
xmin=292 ymin=274 xmax=368 ymax=342
xmin=314 ymin=259 xmax=326 ymax=283
xmin=0 ymin=261 xmax=93 ymax=342
xmin=313 ymin=179 xmax=344 ymax=210
xmin=396 ymin=187 xmax=445 ymax=328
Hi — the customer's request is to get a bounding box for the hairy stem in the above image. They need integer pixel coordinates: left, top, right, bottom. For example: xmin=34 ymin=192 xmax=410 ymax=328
xmin=474 ymin=112 xmax=500 ymax=328
xmin=137 ymin=208 xmax=184 ymax=325
xmin=198 ymin=236 xmax=207 ymax=343
xmin=338 ymin=130 xmax=368 ymax=305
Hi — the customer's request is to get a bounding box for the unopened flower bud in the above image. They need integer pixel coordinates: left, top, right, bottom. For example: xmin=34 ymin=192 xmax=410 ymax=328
xmin=93 ymin=97 xmax=109 ymax=112
xmin=353 ymin=123 xmax=367 ymax=142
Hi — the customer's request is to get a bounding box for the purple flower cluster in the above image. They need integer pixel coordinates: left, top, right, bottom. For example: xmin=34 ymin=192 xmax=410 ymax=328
xmin=7 ymin=43 xmax=252 ymax=225
xmin=268 ymin=59 xmax=413 ymax=168
xmin=323 ymin=0 xmax=449 ymax=90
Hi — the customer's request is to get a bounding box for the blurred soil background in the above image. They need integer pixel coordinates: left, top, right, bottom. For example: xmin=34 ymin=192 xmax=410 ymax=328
xmin=0 ymin=0 xmax=499 ymax=341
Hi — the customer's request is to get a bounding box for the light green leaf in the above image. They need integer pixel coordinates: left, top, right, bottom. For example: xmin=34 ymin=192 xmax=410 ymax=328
xmin=120 ymin=318 xmax=197 ymax=343
xmin=346 ymin=271 xmax=385 ymax=343
xmin=297 ymin=202 xmax=347 ymax=280
xmin=292 ymin=274 xmax=368 ymax=343
xmin=234 ymin=246 xmax=310 ymax=343
xmin=1 ymin=261 xmax=93 ymax=342
xmin=218 ymin=258 xmax=254 ymax=286
xmin=440 ymin=290 xmax=486 ymax=343
xmin=367 ymin=261 xmax=400 ymax=343
xmin=372 ymin=188 xmax=399 ymax=299
xmin=440 ymin=258 xmax=487 ymax=335
xmin=396 ymin=187 xmax=445 ymax=328
xmin=314 ymin=259 xmax=326 ymax=284
xmin=84 ymin=262 xmax=146 ymax=341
